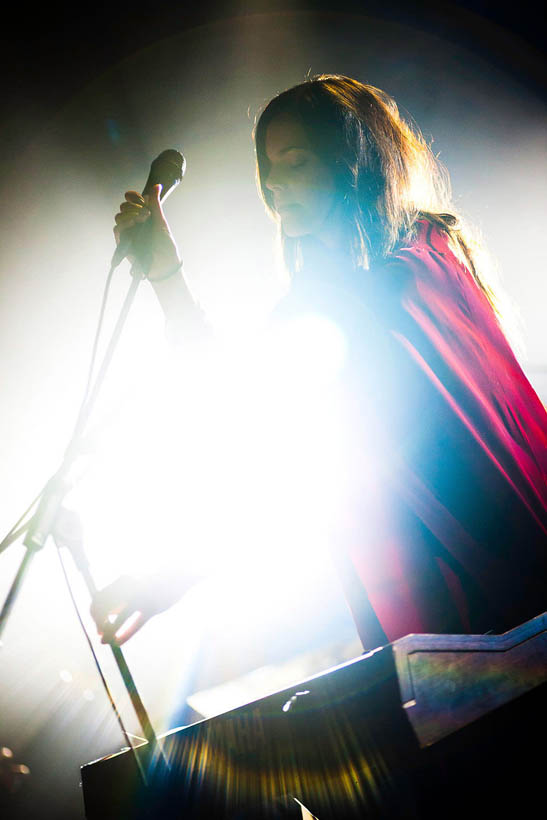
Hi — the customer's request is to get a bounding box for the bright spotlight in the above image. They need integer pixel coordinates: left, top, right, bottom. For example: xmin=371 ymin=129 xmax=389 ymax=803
xmin=274 ymin=313 xmax=349 ymax=385
xmin=65 ymin=308 xmax=357 ymax=638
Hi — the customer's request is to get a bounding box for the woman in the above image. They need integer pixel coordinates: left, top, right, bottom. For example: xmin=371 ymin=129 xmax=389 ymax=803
xmin=94 ymin=75 xmax=547 ymax=650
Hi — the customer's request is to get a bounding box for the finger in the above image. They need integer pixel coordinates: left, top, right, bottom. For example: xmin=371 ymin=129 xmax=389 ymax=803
xmin=92 ymin=608 xmax=120 ymax=637
xmin=119 ymin=201 xmax=150 ymax=219
xmin=125 ymin=190 xmax=145 ymax=204
xmin=100 ymin=603 xmax=136 ymax=643
xmin=143 ymin=183 xmax=162 ymax=206
xmin=114 ymin=212 xmax=135 ymax=228
xmin=119 ymin=201 xmax=141 ymax=214
xmin=102 ymin=609 xmax=148 ymax=645
xmin=113 ymin=611 xmax=148 ymax=645
xmin=90 ymin=589 xmax=127 ymax=629
xmin=144 ymin=184 xmax=167 ymax=227
xmin=116 ymin=207 xmax=148 ymax=222
xmin=114 ymin=213 xmax=147 ymax=234
xmin=91 ymin=574 xmax=138 ymax=625
xmin=115 ymin=212 xmax=150 ymax=233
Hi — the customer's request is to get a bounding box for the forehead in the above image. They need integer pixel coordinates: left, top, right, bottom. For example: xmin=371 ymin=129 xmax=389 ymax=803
xmin=264 ymin=114 xmax=312 ymax=160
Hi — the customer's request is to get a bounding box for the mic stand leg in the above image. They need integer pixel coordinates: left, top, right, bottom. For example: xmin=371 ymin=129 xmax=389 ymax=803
xmin=0 ymin=548 xmax=35 ymax=643
xmin=53 ymin=513 xmax=169 ymax=780
xmin=0 ymin=471 xmax=68 ymax=641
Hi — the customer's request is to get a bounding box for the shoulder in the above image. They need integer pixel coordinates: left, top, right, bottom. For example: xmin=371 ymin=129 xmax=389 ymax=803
xmin=380 ymin=218 xmax=477 ymax=316
xmin=410 ymin=217 xmax=454 ymax=255
xmin=390 ymin=218 xmax=465 ymax=277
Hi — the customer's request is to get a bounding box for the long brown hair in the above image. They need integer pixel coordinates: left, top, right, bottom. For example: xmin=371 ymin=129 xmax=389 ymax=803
xmin=254 ymin=74 xmax=504 ymax=323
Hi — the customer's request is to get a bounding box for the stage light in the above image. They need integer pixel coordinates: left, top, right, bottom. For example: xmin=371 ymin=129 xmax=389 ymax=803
xmin=274 ymin=313 xmax=349 ymax=384
xmin=66 ymin=308 xmax=355 ymax=638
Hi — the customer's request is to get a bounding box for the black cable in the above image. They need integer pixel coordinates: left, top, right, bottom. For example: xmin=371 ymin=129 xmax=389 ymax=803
xmin=67 ymin=262 xmax=117 ymax=450
xmin=1 ymin=262 xmax=117 ymax=552
xmin=3 ymin=256 xmax=155 ymax=773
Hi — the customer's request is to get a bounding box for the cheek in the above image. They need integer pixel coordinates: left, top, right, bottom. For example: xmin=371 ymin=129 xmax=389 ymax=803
xmin=283 ymin=185 xmax=336 ymax=236
xmin=299 ymin=164 xmax=337 ymax=215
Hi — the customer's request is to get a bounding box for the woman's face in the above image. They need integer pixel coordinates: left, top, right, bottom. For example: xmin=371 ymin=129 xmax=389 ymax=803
xmin=264 ymin=115 xmax=340 ymax=245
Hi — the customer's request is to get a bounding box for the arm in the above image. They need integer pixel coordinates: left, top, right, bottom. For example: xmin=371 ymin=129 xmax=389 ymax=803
xmin=116 ymin=184 xmax=210 ymax=346
xmin=90 ymin=568 xmax=206 ymax=645
xmin=91 ymin=186 xmax=213 ymax=644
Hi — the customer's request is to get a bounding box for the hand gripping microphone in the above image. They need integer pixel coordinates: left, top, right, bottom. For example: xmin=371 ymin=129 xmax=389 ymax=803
xmin=111 ymin=148 xmax=186 ymax=273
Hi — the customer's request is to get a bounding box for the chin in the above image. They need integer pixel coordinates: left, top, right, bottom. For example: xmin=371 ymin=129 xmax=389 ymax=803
xmin=280 ymin=218 xmax=312 ymax=239
xmin=282 ymin=227 xmax=307 ymax=239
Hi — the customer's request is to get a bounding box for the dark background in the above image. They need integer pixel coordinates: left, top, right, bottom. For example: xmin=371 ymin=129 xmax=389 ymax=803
xmin=2 ymin=0 xmax=545 ymax=166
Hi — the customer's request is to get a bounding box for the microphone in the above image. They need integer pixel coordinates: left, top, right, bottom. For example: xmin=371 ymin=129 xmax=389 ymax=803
xmin=111 ymin=148 xmax=186 ymax=272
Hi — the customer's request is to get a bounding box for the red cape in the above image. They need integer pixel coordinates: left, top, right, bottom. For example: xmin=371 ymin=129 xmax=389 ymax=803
xmin=341 ymin=220 xmax=547 ymax=645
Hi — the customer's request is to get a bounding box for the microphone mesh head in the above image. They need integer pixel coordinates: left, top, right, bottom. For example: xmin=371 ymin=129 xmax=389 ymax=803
xmin=155 ymin=149 xmax=186 ymax=180
xmin=144 ymin=149 xmax=186 ymax=199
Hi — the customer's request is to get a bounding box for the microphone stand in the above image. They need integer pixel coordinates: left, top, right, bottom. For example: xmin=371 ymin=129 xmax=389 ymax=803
xmin=0 ymin=267 xmax=165 ymax=782
xmin=52 ymin=506 xmax=165 ymax=783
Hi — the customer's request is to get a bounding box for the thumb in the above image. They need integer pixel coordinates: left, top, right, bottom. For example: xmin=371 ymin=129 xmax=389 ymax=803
xmin=145 ymin=184 xmax=166 ymax=226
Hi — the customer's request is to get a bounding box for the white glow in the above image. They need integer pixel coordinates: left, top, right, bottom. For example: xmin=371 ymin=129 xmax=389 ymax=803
xmin=59 ymin=669 xmax=73 ymax=683
xmin=274 ymin=314 xmax=348 ymax=384
xmin=66 ymin=311 xmax=357 ymax=637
